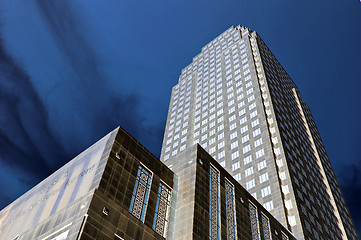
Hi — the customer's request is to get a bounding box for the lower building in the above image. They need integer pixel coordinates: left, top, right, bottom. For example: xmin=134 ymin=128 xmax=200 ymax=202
xmin=168 ymin=143 xmax=295 ymax=240
xmin=0 ymin=127 xmax=295 ymax=240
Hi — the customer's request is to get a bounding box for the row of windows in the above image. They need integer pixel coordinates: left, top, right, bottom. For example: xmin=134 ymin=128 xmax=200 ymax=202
xmin=257 ymin=44 xmax=343 ymax=237
xmin=166 ymin=57 xmax=253 ymax=154
xmin=209 ymin=164 xmax=282 ymax=240
xmin=168 ymin=49 xmax=252 ymax=132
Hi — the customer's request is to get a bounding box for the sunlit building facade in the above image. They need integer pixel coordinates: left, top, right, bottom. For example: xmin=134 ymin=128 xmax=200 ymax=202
xmin=0 ymin=127 xmax=294 ymax=240
xmin=160 ymin=25 xmax=359 ymax=240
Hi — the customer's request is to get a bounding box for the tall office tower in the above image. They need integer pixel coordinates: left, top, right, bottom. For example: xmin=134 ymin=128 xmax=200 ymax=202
xmin=160 ymin=25 xmax=358 ymax=240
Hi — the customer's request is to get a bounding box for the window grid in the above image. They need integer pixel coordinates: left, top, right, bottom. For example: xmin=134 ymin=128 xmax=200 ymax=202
xmin=249 ymin=202 xmax=260 ymax=240
xmin=261 ymin=213 xmax=271 ymax=240
xmin=209 ymin=165 xmax=221 ymax=240
xmin=153 ymin=182 xmax=172 ymax=237
xmin=129 ymin=164 xmax=152 ymax=222
xmin=225 ymin=179 xmax=237 ymax=240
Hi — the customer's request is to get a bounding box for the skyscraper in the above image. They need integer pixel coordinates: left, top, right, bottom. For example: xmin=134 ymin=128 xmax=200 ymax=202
xmin=160 ymin=25 xmax=358 ymax=240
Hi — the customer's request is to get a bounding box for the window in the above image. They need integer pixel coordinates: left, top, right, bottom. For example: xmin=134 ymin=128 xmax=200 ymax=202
xmin=225 ymin=180 xmax=237 ymax=239
xmin=179 ymin=144 xmax=186 ymax=152
xmin=288 ymin=216 xmax=296 ymax=227
xmin=237 ymin=93 xmax=244 ymax=101
xmin=251 ymin=119 xmax=259 ymax=128
xmin=239 ymin=109 xmax=246 ymax=116
xmin=249 ymin=102 xmax=256 ymax=110
xmin=261 ymin=214 xmax=271 ymax=240
xmin=245 ymin=167 xmax=254 ymax=177
xmin=246 ymin=88 xmax=254 ymax=95
xmin=282 ymin=185 xmax=290 ymax=194
xmin=240 ymin=116 xmax=247 ymax=125
xmin=250 ymin=110 xmax=258 ymax=118
xmin=209 ymin=166 xmax=221 ymax=240
xmin=256 ymin=149 xmax=265 ymax=158
xmin=218 ymin=141 xmax=225 ymax=149
xmin=201 ymin=135 xmax=208 ymax=142
xmin=130 ymin=164 xmax=152 ymax=222
xmin=263 ymin=201 xmax=274 ymax=211
xmin=231 ymin=151 xmax=239 ymax=160
xmin=261 ymin=186 xmax=271 ymax=197
xmin=279 ymin=172 xmax=286 ymax=180
xmin=257 ymin=160 xmax=267 ymax=170
xmin=229 ymin=115 xmax=236 ymax=122
xmin=153 ymin=182 xmax=172 ymax=237
xmin=231 ymin=141 xmax=238 ymax=149
xmin=232 ymin=162 xmax=240 ymax=171
xmin=209 ymin=129 xmax=216 ymax=136
xmin=254 ymin=138 xmax=263 ymax=147
xmin=285 ymin=200 xmax=293 ymax=210
xmin=248 ymin=95 xmax=255 ymax=102
xmin=233 ymin=173 xmax=241 ymax=181
xmin=201 ymin=126 xmax=208 ymax=133
xmin=240 ymin=125 xmax=248 ymax=134
xmin=249 ymin=202 xmax=260 ymax=240
xmin=209 ymin=146 xmax=216 ymax=154
xmin=243 ymin=144 xmax=251 ymax=154
xmin=246 ymin=179 xmax=255 ymax=190
xmin=230 ymin=132 xmax=238 ymax=140
xmin=253 ymin=128 xmax=261 ymax=137
xmin=259 ymin=173 xmax=269 ymax=183
xmin=244 ymin=155 xmax=252 ymax=165
xmin=218 ymin=151 xmax=225 ymax=159
xmin=194 ymin=131 xmax=200 ymax=138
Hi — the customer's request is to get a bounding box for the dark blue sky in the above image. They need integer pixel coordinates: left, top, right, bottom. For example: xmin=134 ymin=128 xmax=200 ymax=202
xmin=0 ymin=0 xmax=360 ymax=234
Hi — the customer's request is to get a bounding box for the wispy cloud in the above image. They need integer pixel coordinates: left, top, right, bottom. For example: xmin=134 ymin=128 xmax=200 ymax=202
xmin=0 ymin=1 xmax=163 ymax=206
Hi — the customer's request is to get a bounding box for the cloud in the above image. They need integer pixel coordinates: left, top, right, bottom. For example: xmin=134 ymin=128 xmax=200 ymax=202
xmin=0 ymin=0 xmax=163 ymax=208
xmin=0 ymin=37 xmax=67 ymax=174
